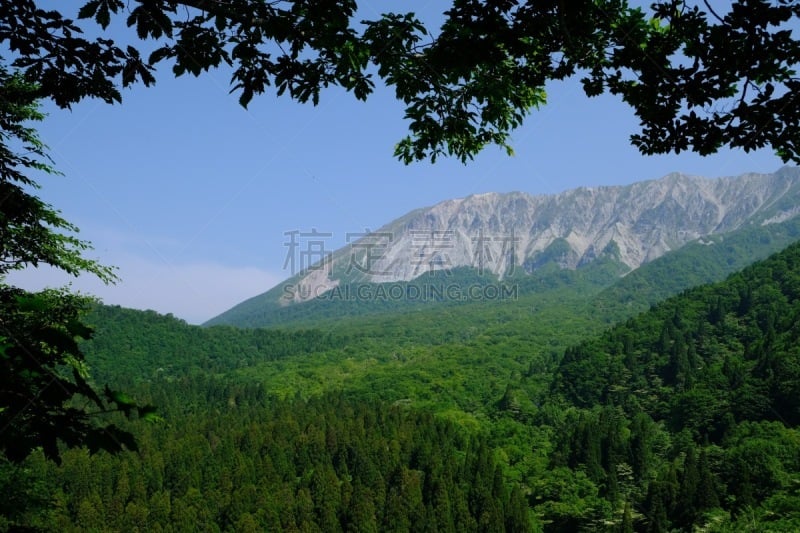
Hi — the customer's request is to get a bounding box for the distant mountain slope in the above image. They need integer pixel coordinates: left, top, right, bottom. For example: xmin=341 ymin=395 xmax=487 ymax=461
xmin=208 ymin=167 xmax=800 ymax=328
xmin=82 ymin=305 xmax=345 ymax=384
xmin=340 ymin=165 xmax=800 ymax=281
xmin=588 ymin=212 xmax=800 ymax=321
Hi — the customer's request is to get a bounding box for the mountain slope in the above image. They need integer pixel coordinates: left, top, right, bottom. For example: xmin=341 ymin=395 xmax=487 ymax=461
xmin=208 ymin=166 xmax=800 ymax=328
xmin=341 ymin=165 xmax=800 ymax=281
xmin=556 ymin=238 xmax=800 ymax=424
xmin=588 ymin=212 xmax=800 ymax=321
xmin=82 ymin=305 xmax=346 ymax=384
xmin=546 ymin=239 xmax=800 ymax=531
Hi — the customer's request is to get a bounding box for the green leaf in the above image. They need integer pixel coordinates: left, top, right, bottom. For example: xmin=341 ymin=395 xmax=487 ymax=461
xmin=215 ymin=14 xmax=227 ymax=32
xmin=137 ymin=405 xmax=163 ymax=422
xmin=77 ymin=0 xmax=100 ymax=20
xmin=15 ymin=294 xmax=49 ymax=313
xmin=66 ymin=318 xmax=93 ymax=340
xmin=96 ymin=3 xmax=111 ymax=29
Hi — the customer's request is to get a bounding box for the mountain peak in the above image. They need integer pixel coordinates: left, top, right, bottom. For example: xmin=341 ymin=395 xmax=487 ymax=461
xmin=213 ymin=167 xmax=800 ymax=320
xmin=349 ymin=168 xmax=799 ymax=279
xmin=421 ymin=167 xmax=791 ymax=270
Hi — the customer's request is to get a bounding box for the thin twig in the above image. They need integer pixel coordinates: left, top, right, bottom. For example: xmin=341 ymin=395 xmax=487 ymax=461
xmin=703 ymin=1 xmax=727 ymax=25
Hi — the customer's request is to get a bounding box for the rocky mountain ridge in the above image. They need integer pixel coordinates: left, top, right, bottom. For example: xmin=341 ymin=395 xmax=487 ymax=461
xmin=212 ymin=167 xmax=800 ymax=314
xmin=307 ymin=167 xmax=800 ymax=290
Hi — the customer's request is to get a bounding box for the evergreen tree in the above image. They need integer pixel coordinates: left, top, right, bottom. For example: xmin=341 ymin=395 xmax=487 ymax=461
xmin=676 ymin=448 xmax=700 ymax=528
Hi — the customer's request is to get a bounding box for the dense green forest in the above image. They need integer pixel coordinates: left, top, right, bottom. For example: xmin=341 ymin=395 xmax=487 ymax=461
xmin=2 ymin=390 xmax=529 ymax=531
xmin=4 ymin=240 xmax=800 ymax=531
xmin=549 ymin=240 xmax=800 ymax=530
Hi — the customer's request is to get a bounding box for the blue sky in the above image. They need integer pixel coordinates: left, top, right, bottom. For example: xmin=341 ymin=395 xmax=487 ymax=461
xmin=8 ymin=4 xmax=789 ymax=323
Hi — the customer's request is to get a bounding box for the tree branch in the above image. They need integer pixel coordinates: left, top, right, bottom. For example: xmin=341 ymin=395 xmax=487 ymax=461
xmin=171 ymin=0 xmax=273 ymax=25
xmin=703 ymin=0 xmax=727 ymax=25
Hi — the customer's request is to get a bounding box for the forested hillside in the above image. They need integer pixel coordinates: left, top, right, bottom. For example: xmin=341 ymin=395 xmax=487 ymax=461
xmin=83 ymin=305 xmax=348 ymax=383
xmin=551 ymin=241 xmax=800 ymax=530
xmin=4 ymin=242 xmax=800 ymax=531
xmin=590 ymin=214 xmax=800 ymax=320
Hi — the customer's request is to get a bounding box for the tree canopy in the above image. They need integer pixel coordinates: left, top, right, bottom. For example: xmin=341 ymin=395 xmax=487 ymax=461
xmin=3 ymin=0 xmax=799 ymax=163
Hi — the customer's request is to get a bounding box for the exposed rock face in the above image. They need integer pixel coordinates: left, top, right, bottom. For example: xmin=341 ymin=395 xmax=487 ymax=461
xmin=286 ymin=167 xmax=800 ymax=301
